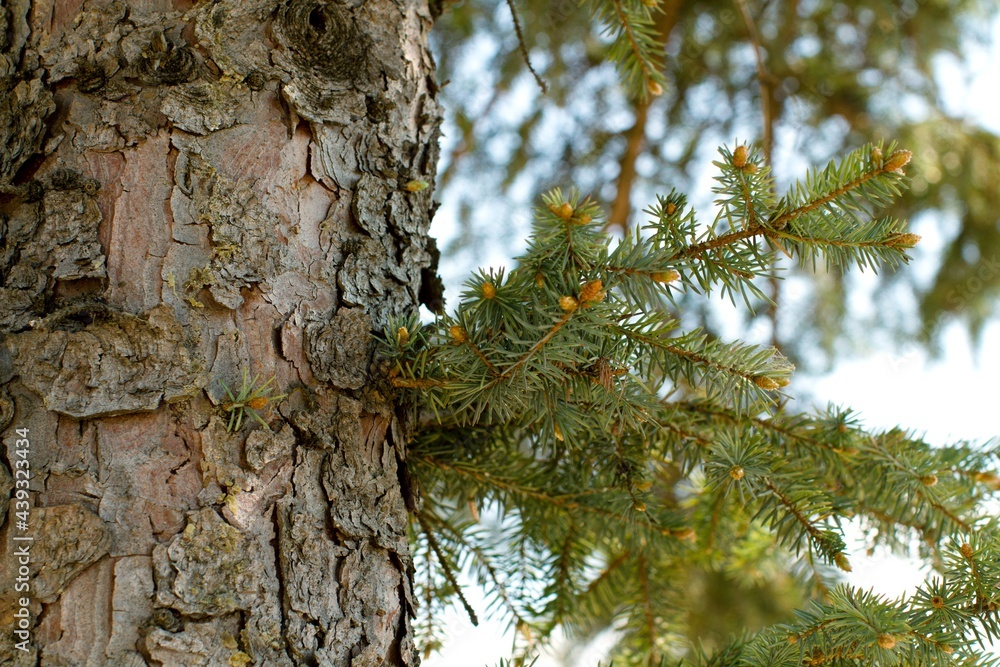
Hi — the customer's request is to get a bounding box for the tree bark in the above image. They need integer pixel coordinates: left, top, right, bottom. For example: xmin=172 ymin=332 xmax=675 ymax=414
xmin=0 ymin=0 xmax=441 ymax=665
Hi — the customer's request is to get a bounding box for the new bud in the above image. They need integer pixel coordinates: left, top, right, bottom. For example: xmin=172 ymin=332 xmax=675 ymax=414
xmin=834 ymin=553 xmax=852 ymax=572
xmin=887 ymin=233 xmax=921 ymax=248
xmin=754 ymin=376 xmax=781 ymax=391
xmin=732 ymin=145 xmax=748 ymax=168
xmin=883 ymin=150 xmax=912 ymax=173
xmin=652 ymin=270 xmax=680 ymax=284
xmin=579 ymin=279 xmax=604 ymax=303
xmin=548 ymin=202 xmax=574 ymax=219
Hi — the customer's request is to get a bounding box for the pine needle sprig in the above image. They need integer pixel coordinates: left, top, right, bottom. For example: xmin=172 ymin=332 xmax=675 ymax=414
xmin=588 ymin=0 xmax=668 ymax=100
xmin=386 ymin=142 xmax=1000 ymax=663
xmin=638 ymin=142 xmax=920 ymax=308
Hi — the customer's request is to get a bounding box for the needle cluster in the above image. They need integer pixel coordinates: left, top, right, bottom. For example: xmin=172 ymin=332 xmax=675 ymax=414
xmin=379 ymin=144 xmax=1000 ymax=665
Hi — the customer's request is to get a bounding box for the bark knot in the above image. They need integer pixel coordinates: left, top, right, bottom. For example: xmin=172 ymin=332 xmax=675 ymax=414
xmin=275 ymin=0 xmax=371 ymax=84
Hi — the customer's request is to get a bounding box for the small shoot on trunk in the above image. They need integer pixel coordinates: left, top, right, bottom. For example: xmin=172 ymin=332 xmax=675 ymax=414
xmin=219 ymin=367 xmax=286 ymax=432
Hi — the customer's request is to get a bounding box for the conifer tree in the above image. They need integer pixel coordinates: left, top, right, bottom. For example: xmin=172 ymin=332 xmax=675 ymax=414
xmin=381 ymin=136 xmax=1000 ymax=664
xmin=431 ymin=0 xmax=1000 ymax=358
xmin=382 ymin=138 xmax=1000 ymax=665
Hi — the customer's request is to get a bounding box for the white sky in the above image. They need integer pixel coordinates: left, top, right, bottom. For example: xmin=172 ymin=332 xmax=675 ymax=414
xmin=426 ymin=13 xmax=1000 ymax=667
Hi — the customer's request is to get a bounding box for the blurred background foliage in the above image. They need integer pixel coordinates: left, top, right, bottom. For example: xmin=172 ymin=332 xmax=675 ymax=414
xmin=428 ymin=0 xmax=1000 ymax=374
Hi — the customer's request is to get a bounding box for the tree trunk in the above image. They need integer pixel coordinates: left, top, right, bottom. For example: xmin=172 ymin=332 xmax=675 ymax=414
xmin=0 ymin=0 xmax=441 ymax=665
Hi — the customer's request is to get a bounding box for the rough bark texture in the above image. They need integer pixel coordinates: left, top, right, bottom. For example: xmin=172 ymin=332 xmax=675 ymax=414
xmin=0 ymin=0 xmax=442 ymax=665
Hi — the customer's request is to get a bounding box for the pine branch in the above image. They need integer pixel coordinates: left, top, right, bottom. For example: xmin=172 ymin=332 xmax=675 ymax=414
xmin=589 ymin=0 xmax=668 ymax=100
xmin=386 ymin=142 xmax=1000 ymax=664
xmin=415 ymin=510 xmax=480 ymax=627
xmin=419 ymin=509 xmax=534 ymax=635
xmin=415 ymin=453 xmax=685 ymax=542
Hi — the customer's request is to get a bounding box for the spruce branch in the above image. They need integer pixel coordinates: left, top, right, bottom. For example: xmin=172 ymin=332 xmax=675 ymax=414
xmin=388 ymin=142 xmax=1000 ymax=664
xmin=415 ymin=509 xmax=480 ymax=627
xmin=417 ymin=508 xmax=538 ymax=639
xmin=589 ymin=0 xmax=668 ymax=100
xmin=415 ymin=453 xmax=685 ymax=542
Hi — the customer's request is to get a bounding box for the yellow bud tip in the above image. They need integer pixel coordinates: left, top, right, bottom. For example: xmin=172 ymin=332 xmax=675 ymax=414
xmin=652 ymin=269 xmax=681 ymax=284
xmin=729 ymin=466 xmax=745 ymax=481
xmin=548 ymin=202 xmax=574 ymax=219
xmin=554 ymin=423 xmax=564 ymax=441
xmin=887 ymin=233 xmax=921 ymax=249
xmin=635 ymin=480 xmax=654 ymax=491
xmin=786 ymin=635 xmax=798 ymax=645
xmin=960 ymin=543 xmax=975 ymax=559
xmin=665 ymin=202 xmax=677 ymax=215
xmin=559 ymin=295 xmax=579 ymax=312
xmin=871 ymin=147 xmax=883 ymax=164
xmin=648 ymin=80 xmax=664 ymax=96
xmin=396 ymin=326 xmax=409 ymax=345
xmin=883 ymin=149 xmax=912 ymax=173
xmin=942 ymin=645 xmax=954 ymax=655
xmin=481 ymin=282 xmax=496 ymax=299
xmin=579 ymin=279 xmax=604 ymax=303
xmin=732 ymin=145 xmax=748 ymax=168
xmin=535 ymin=273 xmax=545 ymax=288
xmin=754 ymin=376 xmax=781 ymax=391
xmin=449 ymin=325 xmax=467 ymax=343
xmin=930 ymin=595 xmax=945 ymax=609
xmin=634 ymin=502 xmax=647 ymax=512
xmin=247 ymin=396 xmax=268 ymax=411
xmin=834 ymin=553 xmax=853 ymax=572
xmin=920 ymin=474 xmax=938 ymax=487
xmin=573 ymin=213 xmax=592 ymax=225
xmin=877 ymin=634 xmax=896 ymax=650
xmin=405 ymin=179 xmax=429 ymax=192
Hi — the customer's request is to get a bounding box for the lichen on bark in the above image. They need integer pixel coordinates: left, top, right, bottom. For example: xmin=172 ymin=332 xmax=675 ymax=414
xmin=6 ymin=305 xmax=206 ymax=419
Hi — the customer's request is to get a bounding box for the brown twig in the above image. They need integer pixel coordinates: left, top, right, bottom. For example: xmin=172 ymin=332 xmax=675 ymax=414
xmin=613 ymin=323 xmax=767 ymax=386
xmin=763 ymin=478 xmax=827 ymax=544
xmin=612 ymin=0 xmax=657 ymax=86
xmin=487 ymin=311 xmax=574 ymax=386
xmin=415 ymin=510 xmax=480 ymax=626
xmin=637 ymin=553 xmax=659 ymax=658
xmin=465 ymin=339 xmax=499 ymax=376
xmin=666 ymin=162 xmax=895 ymax=262
xmin=505 ymin=0 xmax=547 ymax=93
